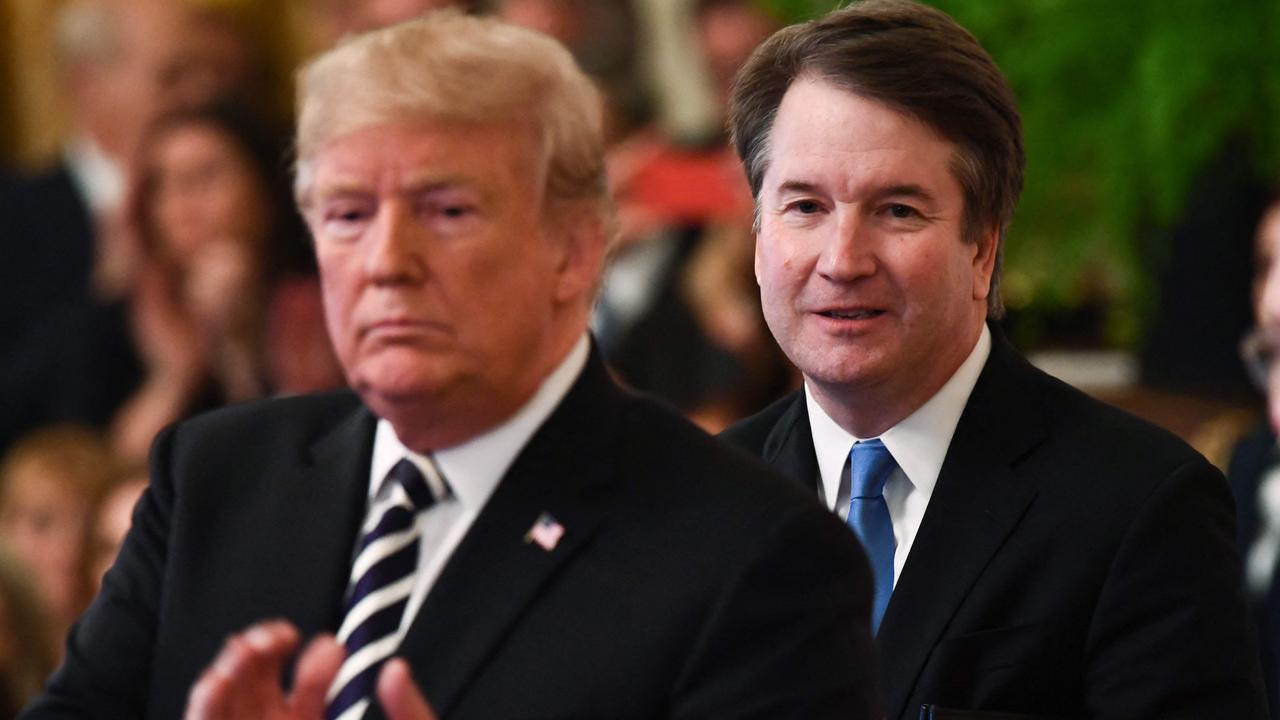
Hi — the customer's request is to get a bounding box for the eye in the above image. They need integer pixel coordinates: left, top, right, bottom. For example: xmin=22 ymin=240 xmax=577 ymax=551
xmin=439 ymin=204 xmax=474 ymax=219
xmin=317 ymin=201 xmax=373 ymax=239
xmin=887 ymin=203 xmax=917 ymax=219
xmin=417 ymin=193 xmax=481 ymax=231
xmin=785 ymin=199 xmax=824 ymax=215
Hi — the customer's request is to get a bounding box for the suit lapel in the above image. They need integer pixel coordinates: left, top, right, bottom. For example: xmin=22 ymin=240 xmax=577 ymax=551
xmin=250 ymin=403 xmax=374 ymax=638
xmin=396 ymin=354 xmax=621 ymax=716
xmin=875 ymin=331 xmax=1046 ymax=719
xmin=761 ymin=391 xmax=822 ymax=496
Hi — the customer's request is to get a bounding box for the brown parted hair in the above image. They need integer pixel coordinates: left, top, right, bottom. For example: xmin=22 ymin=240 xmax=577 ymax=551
xmin=728 ymin=0 xmax=1024 ymax=318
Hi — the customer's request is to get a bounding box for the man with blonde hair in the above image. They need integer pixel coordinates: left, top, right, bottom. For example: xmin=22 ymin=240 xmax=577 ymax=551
xmin=22 ymin=11 xmax=878 ymax=720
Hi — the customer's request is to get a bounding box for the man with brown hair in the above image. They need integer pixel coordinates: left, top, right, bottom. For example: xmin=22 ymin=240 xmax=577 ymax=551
xmin=721 ymin=1 xmax=1268 ymax=717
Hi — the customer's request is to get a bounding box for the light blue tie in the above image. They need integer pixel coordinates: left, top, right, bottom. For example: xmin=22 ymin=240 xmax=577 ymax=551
xmin=848 ymin=439 xmax=897 ymax=634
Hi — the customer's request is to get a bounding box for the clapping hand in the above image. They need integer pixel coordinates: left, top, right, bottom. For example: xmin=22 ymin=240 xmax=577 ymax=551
xmin=184 ymin=620 xmax=437 ymax=720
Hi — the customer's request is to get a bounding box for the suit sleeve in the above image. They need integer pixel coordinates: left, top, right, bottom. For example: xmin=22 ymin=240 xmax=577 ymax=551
xmin=1083 ymin=458 xmax=1268 ymax=719
xmin=19 ymin=425 xmax=180 ymax=719
xmin=669 ymin=502 xmax=882 ymax=720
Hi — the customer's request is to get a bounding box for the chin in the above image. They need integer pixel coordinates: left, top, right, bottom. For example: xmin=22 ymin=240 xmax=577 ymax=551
xmin=793 ymin=346 xmax=890 ymax=388
xmin=351 ymin=359 xmax=456 ymax=405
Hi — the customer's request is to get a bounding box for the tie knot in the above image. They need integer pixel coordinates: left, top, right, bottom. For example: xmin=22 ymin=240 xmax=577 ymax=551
xmin=849 ymin=439 xmax=896 ymax=498
xmin=384 ymin=458 xmax=438 ymax=511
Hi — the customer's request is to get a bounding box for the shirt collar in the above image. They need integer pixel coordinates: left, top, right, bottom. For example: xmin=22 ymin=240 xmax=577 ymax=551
xmin=62 ymin=134 xmax=125 ymax=216
xmin=806 ymin=324 xmax=991 ymax=506
xmin=370 ymin=333 xmax=590 ymax=510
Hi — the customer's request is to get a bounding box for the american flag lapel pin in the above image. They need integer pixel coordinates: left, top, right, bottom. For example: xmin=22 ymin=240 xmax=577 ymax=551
xmin=524 ymin=512 xmax=565 ymax=552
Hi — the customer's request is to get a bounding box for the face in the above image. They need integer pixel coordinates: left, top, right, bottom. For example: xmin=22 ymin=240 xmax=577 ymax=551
xmin=755 ymin=78 xmax=995 ymax=433
xmin=1250 ymin=204 xmax=1280 ymax=431
xmin=150 ymin=123 xmax=267 ymax=263
xmin=1254 ymin=204 xmax=1280 ymax=327
xmin=303 ymin=121 xmax=595 ymax=447
xmin=0 ymin=465 xmax=91 ymax=622
xmin=80 ymin=0 xmax=187 ymax=159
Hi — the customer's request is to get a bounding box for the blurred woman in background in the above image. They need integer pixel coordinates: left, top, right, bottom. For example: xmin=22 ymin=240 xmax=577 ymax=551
xmin=113 ymin=102 xmax=341 ymax=463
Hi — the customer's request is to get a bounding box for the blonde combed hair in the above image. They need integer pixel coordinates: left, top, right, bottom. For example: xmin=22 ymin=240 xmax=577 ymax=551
xmin=294 ymin=9 xmax=609 ymax=221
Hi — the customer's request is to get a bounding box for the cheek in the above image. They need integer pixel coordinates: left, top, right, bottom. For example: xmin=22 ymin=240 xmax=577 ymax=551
xmin=755 ymin=234 xmax=797 ymax=286
xmin=316 ymin=263 xmax=354 ymax=353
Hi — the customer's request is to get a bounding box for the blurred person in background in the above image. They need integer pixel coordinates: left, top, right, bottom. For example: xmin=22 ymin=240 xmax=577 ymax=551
xmin=0 ymin=0 xmax=285 ymax=459
xmin=313 ymin=0 xmax=472 ymax=44
xmin=0 ymin=0 xmax=190 ymax=455
xmin=596 ymin=0 xmax=787 ymax=431
xmin=493 ymin=0 xmax=641 ymax=142
xmin=113 ymin=102 xmax=341 ymax=463
xmin=0 ymin=544 xmax=56 ymax=718
xmin=0 ymin=426 xmax=116 ymax=662
xmin=87 ymin=471 xmax=148 ymax=595
xmin=169 ymin=5 xmax=277 ymax=123
xmin=1229 ymin=189 xmax=1280 ymax=716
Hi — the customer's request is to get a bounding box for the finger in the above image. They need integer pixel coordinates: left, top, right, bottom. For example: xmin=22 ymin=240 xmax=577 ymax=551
xmin=243 ymin=621 xmax=305 ymax=708
xmin=186 ymin=633 xmax=259 ymax=719
xmin=288 ymin=633 xmax=347 ymax=718
xmin=187 ymin=620 xmax=301 ymax=718
xmin=377 ymin=658 xmax=438 ymax=720
xmin=185 ymin=663 xmax=234 ymax=720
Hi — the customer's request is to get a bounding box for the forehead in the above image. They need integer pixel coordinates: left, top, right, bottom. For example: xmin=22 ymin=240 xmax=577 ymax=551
xmin=764 ymin=77 xmax=958 ymax=195
xmin=2 ymin=463 xmax=79 ymax=503
xmin=307 ymin=120 xmax=543 ymax=194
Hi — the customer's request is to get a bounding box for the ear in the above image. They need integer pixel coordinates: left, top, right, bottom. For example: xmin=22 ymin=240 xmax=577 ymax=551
xmin=971 ymin=226 xmax=999 ymax=303
xmin=551 ymin=205 xmax=607 ymax=305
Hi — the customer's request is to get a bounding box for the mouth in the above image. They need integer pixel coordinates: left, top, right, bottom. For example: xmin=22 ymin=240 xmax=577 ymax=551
xmin=360 ymin=318 xmax=449 ymax=341
xmin=816 ymin=309 xmax=886 ymax=320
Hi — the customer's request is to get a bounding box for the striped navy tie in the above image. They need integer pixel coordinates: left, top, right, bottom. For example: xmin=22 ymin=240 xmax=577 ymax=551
xmin=326 ymin=458 xmax=442 ymax=720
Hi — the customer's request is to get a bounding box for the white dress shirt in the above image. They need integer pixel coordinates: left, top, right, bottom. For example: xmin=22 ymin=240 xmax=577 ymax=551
xmin=62 ymin=134 xmax=125 ymax=217
xmin=806 ymin=324 xmax=991 ymax=585
xmin=362 ymin=334 xmax=590 ymax=641
xmin=1247 ymin=460 xmax=1280 ymax=599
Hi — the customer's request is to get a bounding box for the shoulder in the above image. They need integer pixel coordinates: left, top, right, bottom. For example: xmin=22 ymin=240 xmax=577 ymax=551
xmin=611 ymin=388 xmax=841 ymax=551
xmin=718 ymin=390 xmax=804 ymax=456
xmin=1032 ymin=366 xmax=1210 ymax=477
xmin=972 ymin=334 xmax=1209 ymax=481
xmin=155 ymin=390 xmax=365 ymax=466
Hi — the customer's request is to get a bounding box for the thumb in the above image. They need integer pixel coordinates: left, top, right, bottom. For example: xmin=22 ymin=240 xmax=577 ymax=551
xmin=377 ymin=658 xmax=437 ymax=720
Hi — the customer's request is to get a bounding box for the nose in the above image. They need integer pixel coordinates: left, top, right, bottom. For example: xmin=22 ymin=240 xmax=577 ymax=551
xmin=815 ymin=209 xmax=876 ymax=282
xmin=364 ymin=200 xmax=427 ymax=285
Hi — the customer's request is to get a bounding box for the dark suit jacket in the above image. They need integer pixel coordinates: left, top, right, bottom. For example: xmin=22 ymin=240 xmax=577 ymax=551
xmin=0 ymin=162 xmax=142 ymax=453
xmin=24 ymin=352 xmax=880 ymax=719
xmin=722 ymin=328 xmax=1268 ymax=719
xmin=0 ymin=162 xmax=95 ymax=341
xmin=1228 ymin=423 xmax=1280 ymax=716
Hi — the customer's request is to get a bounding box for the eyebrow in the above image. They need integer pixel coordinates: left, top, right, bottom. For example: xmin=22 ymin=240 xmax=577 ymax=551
xmin=310 ymin=174 xmax=476 ymax=201
xmin=774 ymin=181 xmax=939 ymax=205
xmin=871 ymin=184 xmax=939 ymax=207
xmin=775 ymin=180 xmax=823 ymax=196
